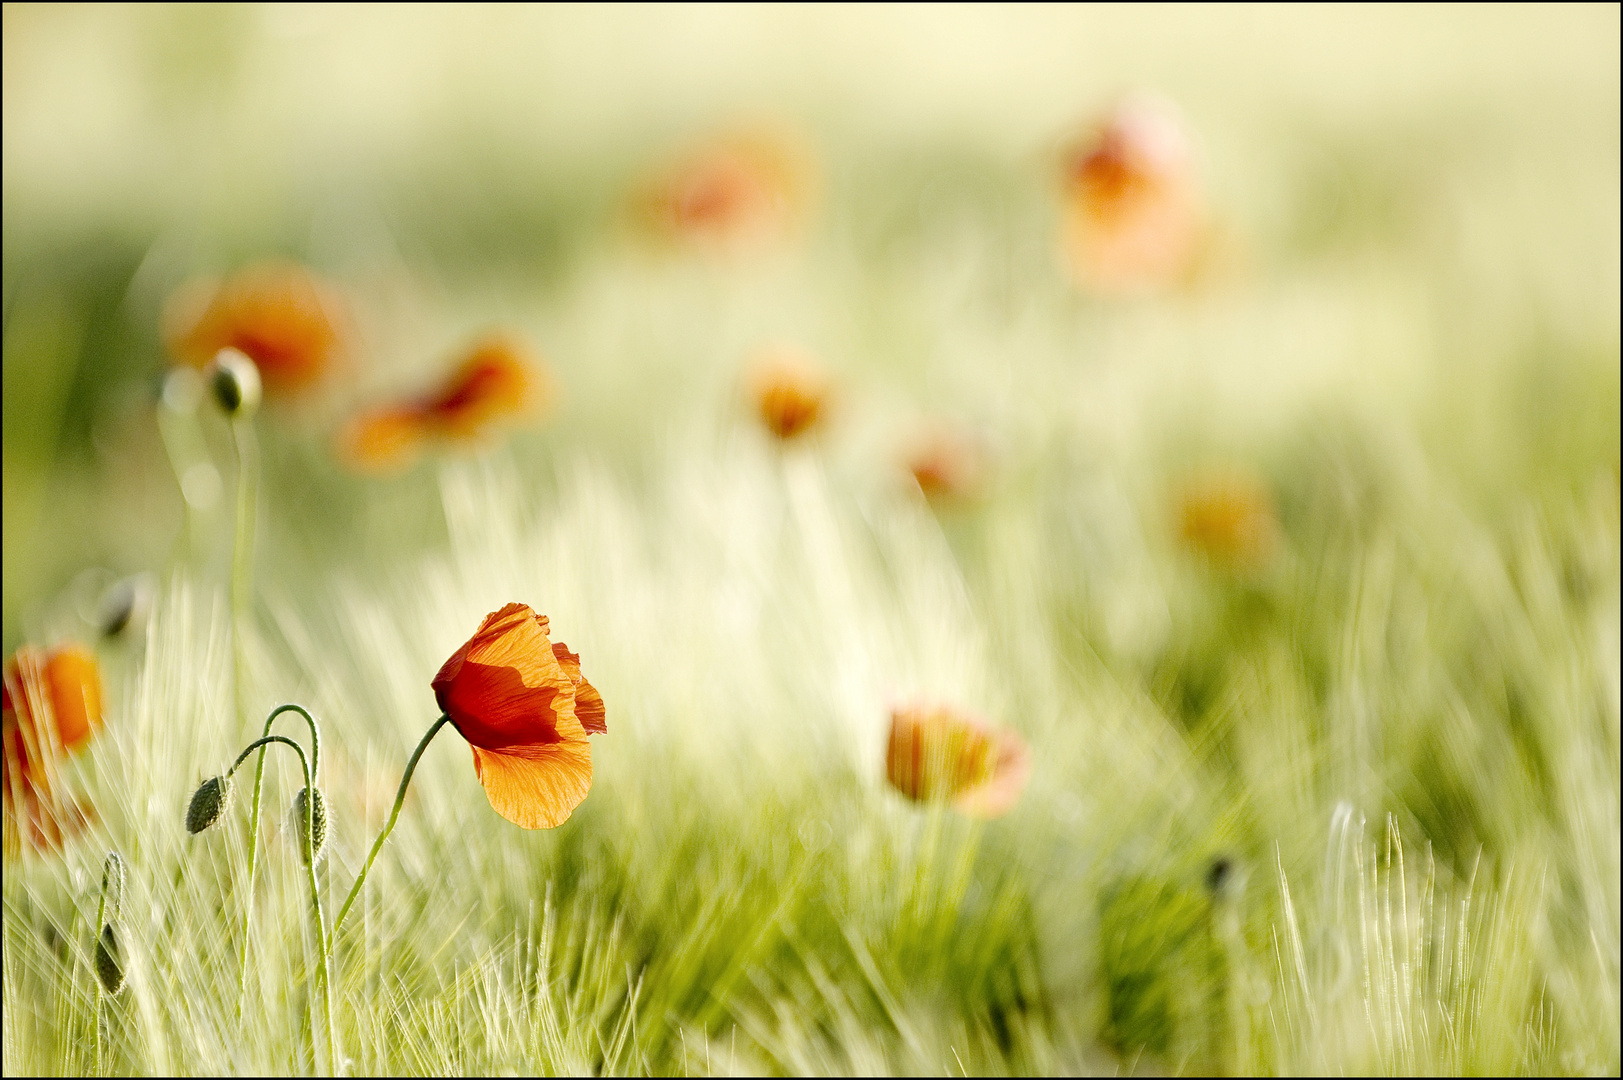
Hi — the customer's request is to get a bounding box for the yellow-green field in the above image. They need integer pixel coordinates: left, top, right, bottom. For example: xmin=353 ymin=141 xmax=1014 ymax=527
xmin=3 ymin=6 xmax=1618 ymax=1075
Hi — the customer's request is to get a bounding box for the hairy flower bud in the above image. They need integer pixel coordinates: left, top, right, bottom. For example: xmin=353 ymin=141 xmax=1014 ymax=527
xmin=185 ymin=775 xmax=234 ymax=834
xmin=94 ymin=924 xmax=126 ymax=995
xmin=206 ymin=347 xmax=262 ymax=418
xmin=100 ymin=852 xmax=126 ymax=922
xmin=290 ymin=786 xmax=327 ymax=864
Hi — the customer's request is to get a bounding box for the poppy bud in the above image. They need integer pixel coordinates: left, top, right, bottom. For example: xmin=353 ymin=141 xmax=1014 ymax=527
xmin=94 ymin=924 xmax=126 ymax=995
xmin=101 ymin=852 xmax=126 ymax=919
xmin=98 ymin=578 xmax=151 ymax=640
xmin=205 ymin=348 xmax=262 ymax=419
xmin=290 ymin=786 xmax=327 ymax=864
xmin=185 ymin=775 xmax=233 ymax=834
xmin=1204 ymin=854 xmax=1246 ymax=905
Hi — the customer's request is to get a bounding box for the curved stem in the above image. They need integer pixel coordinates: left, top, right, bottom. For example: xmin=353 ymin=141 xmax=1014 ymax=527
xmin=236 ymin=704 xmax=320 ymax=1019
xmin=333 ymin=715 xmax=453 ymax=937
xmin=227 ymin=734 xmax=336 ymax=1073
xmin=261 ymin=703 xmax=322 ymax=779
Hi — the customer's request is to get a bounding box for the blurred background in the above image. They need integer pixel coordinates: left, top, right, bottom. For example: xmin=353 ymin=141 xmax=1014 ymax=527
xmin=4 ymin=4 xmax=1617 ymax=655
xmin=4 ymin=8 xmax=1620 ymax=1074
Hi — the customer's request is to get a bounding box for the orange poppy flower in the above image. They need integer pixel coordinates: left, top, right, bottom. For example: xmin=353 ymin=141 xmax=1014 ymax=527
xmin=749 ymin=346 xmax=829 ymax=441
xmin=885 ymin=703 xmax=1029 ymax=818
xmin=164 ymin=261 xmax=348 ymax=399
xmin=3 ymin=645 xmax=102 ymax=856
xmin=637 ymin=128 xmax=813 ymax=249
xmin=432 ymin=603 xmax=606 ymax=830
xmin=906 ymin=425 xmax=988 ymax=501
xmin=339 ymin=336 xmax=546 ymax=474
xmin=1060 ymin=96 xmax=1203 ymax=294
xmin=1176 ymin=467 xmax=1281 ymax=573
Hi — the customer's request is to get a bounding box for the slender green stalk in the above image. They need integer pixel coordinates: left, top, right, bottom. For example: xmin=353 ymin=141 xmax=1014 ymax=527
xmin=333 ymin=714 xmax=453 ymax=937
xmin=155 ymin=367 xmax=223 ymax=565
xmin=228 ymin=415 xmax=260 ymax=1020
xmin=236 ymin=703 xmax=321 ymax=1020
xmin=230 ymin=417 xmax=258 ymax=634
xmin=228 ymin=735 xmax=335 ymax=1074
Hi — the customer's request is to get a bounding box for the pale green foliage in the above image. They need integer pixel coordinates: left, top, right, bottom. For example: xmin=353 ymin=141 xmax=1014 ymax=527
xmin=1 ymin=8 xmax=1618 ymax=1075
xmin=2 ymin=431 xmax=1616 ymax=1073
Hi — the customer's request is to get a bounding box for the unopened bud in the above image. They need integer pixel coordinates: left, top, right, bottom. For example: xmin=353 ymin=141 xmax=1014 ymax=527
xmin=1205 ymin=854 xmax=1245 ymax=904
xmin=205 ymin=348 xmax=261 ymax=418
xmin=94 ymin=924 xmax=126 ymax=995
xmin=290 ymin=787 xmax=328 ymax=864
xmin=185 ymin=775 xmax=234 ymax=834
xmin=98 ymin=577 xmax=151 ymax=640
xmin=101 ymin=852 xmax=126 ymax=922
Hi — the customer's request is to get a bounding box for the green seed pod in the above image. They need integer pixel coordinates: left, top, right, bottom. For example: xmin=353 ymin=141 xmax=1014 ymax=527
xmin=94 ymin=924 xmax=126 ymax=995
xmin=205 ymin=348 xmax=262 ymax=419
xmin=100 ymin=852 xmax=126 ymax=923
xmin=185 ymin=775 xmax=234 ymax=834
xmin=290 ymin=787 xmax=327 ymax=864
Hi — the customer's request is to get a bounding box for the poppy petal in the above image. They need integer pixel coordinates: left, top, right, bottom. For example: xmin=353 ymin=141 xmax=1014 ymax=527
xmin=166 ymin=261 xmax=345 ymax=397
xmin=471 ymin=737 xmax=592 ymax=830
xmin=421 ymin=340 xmax=536 ymax=441
xmin=338 ymin=407 xmax=429 ymax=474
xmin=885 ymin=703 xmax=1026 ymax=816
xmin=551 ymin=642 xmax=607 ymax=734
xmin=44 ymin=646 xmax=100 ymax=752
xmin=954 ymin=730 xmax=1030 ymax=819
xmin=433 ymin=604 xmax=575 ymax=748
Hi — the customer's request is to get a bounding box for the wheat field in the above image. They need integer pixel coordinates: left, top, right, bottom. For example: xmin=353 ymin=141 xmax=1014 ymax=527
xmin=2 ymin=6 xmax=1618 ymax=1075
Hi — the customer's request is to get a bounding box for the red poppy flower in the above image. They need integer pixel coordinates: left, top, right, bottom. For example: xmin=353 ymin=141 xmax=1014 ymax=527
xmin=906 ymin=425 xmax=988 ymax=502
xmin=432 ymin=604 xmax=605 ymax=829
xmin=637 ymin=128 xmax=813 ymax=250
xmin=749 ymin=346 xmax=829 ymax=441
xmin=164 ymin=261 xmax=348 ymax=399
xmin=3 ymin=645 xmax=102 ymax=856
xmin=1060 ymin=97 xmax=1203 ymax=294
xmin=885 ymin=703 xmax=1028 ymax=818
xmin=339 ymin=336 xmax=545 ymax=474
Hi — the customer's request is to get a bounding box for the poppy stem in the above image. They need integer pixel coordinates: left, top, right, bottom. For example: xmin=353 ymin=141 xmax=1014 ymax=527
xmin=93 ymin=886 xmax=106 ymax=1075
xmin=229 ymin=416 xmax=258 ymax=638
xmin=226 ymin=412 xmax=257 ymax=1023
xmin=226 ymin=734 xmax=336 ymax=1074
xmin=154 ymin=373 xmax=213 ymax=565
xmin=332 ymin=713 xmax=453 ymax=938
xmin=235 ymin=704 xmax=322 ymax=1020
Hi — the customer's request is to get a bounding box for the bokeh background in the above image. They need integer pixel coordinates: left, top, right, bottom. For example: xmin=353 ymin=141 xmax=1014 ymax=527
xmin=5 ymin=4 xmax=1618 ymax=651
xmin=3 ymin=6 xmax=1619 ymax=1075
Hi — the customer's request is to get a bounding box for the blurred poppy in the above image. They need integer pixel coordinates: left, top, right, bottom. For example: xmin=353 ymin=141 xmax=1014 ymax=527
xmin=1060 ymin=96 xmax=1203 ymax=294
xmin=907 ymin=425 xmax=988 ymax=502
xmin=164 ymin=261 xmax=348 ymax=399
xmin=339 ymin=336 xmax=546 ymax=474
xmin=637 ymin=128 xmax=813 ymax=249
xmin=885 ymin=703 xmax=1028 ymax=818
xmin=1176 ymin=467 xmax=1281 ymax=572
xmin=3 ymin=645 xmax=102 ymax=856
xmin=432 ymin=603 xmax=606 ymax=829
xmin=750 ymin=346 xmax=829 ymax=441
